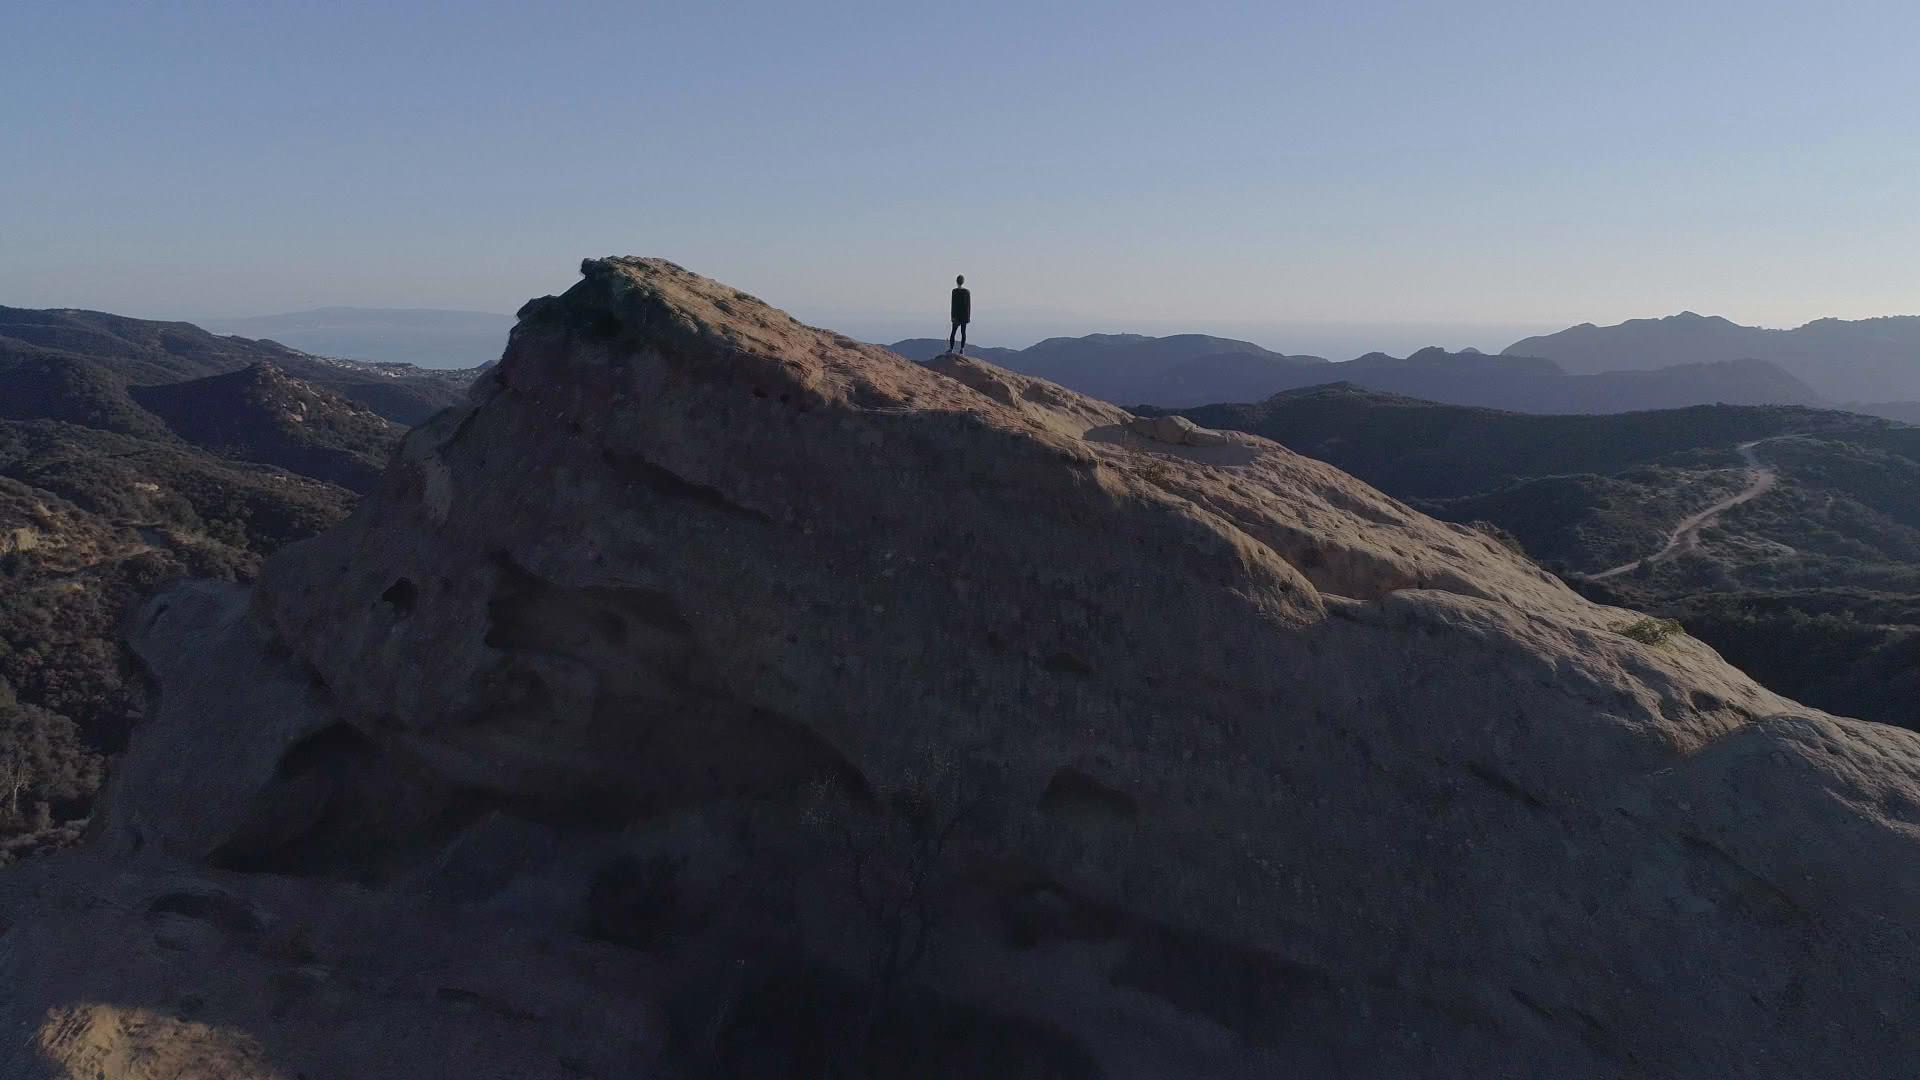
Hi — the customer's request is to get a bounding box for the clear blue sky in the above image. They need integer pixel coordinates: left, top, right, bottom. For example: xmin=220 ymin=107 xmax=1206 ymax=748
xmin=4 ymin=1 xmax=1918 ymax=353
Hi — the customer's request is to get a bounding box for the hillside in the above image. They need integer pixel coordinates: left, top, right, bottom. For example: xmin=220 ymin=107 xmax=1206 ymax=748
xmin=1507 ymin=311 xmax=1920 ymax=402
xmin=1172 ymin=384 xmax=1882 ymax=498
xmin=1325 ymin=350 xmax=1821 ymax=414
xmin=0 ymin=310 xmax=422 ymax=858
xmin=2 ymin=305 xmax=481 ymax=425
xmin=0 ymin=346 xmax=177 ymax=439
xmin=1171 ymin=384 xmax=1919 ymax=726
xmin=0 ymin=305 xmax=317 ymax=383
xmin=129 ymin=364 xmax=401 ymax=492
xmin=8 ymin=259 xmax=1920 ymax=1077
xmin=2 ymin=318 xmax=406 ymax=491
xmin=0 ymin=419 xmax=358 ymax=859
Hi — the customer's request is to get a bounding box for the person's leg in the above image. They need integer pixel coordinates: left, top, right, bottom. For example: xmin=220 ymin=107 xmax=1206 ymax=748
xmin=959 ymin=321 xmax=967 ymax=351
xmin=948 ymin=322 xmax=957 ymax=352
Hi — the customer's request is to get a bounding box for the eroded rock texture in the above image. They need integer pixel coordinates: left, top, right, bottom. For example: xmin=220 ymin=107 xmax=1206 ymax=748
xmin=5 ymin=258 xmax=1919 ymax=1078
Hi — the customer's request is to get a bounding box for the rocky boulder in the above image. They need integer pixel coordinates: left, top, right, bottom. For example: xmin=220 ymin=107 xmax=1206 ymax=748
xmin=6 ymin=257 xmax=1920 ymax=1078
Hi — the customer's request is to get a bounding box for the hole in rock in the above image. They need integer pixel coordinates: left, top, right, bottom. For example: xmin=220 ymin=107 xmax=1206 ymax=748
xmin=594 ymin=609 xmax=629 ymax=646
xmin=1041 ymin=650 xmax=1094 ymax=677
xmin=380 ymin=578 xmax=418 ymax=617
xmin=1038 ymin=767 xmax=1137 ymax=822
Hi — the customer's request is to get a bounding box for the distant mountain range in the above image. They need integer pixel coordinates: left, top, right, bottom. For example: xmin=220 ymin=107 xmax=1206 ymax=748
xmin=1508 ymin=311 xmax=1920 ymax=402
xmin=1304 ymin=348 xmax=1820 ymax=414
xmin=890 ymin=335 xmax=1824 ymax=413
xmin=200 ymin=306 xmax=514 ymax=370
xmin=889 ymin=333 xmax=1331 ymax=406
xmin=128 ymin=300 xmax=1920 ymax=414
xmin=166 ymin=304 xmax=1920 ymax=414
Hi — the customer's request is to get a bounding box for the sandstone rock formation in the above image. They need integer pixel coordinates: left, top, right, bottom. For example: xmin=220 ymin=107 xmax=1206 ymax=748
xmin=6 ymin=257 xmax=1920 ymax=1078
xmin=1125 ymin=413 xmax=1230 ymax=447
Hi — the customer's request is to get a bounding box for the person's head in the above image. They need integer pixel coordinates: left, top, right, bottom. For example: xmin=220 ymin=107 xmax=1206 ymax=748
xmin=956 ymin=274 xmax=965 ymax=286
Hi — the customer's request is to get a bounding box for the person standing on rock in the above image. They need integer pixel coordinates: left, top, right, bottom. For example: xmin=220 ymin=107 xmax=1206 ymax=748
xmin=948 ymin=275 xmax=971 ymax=354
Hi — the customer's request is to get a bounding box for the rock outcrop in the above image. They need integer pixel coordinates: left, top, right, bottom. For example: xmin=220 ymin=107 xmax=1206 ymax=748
xmin=6 ymin=257 xmax=1920 ymax=1078
xmin=1125 ymin=413 xmax=1230 ymax=447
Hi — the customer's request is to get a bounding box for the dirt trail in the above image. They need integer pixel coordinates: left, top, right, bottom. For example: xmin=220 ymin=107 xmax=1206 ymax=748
xmin=1588 ymin=440 xmax=1779 ymax=581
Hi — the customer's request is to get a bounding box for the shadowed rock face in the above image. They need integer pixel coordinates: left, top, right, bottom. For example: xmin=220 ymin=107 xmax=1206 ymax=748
xmin=9 ymin=257 xmax=1920 ymax=1078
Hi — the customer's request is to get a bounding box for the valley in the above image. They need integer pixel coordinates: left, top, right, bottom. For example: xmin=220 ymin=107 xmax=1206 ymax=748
xmin=1166 ymin=386 xmax=1920 ymax=728
xmin=1587 ymin=439 xmax=1778 ymax=580
xmin=0 ymin=309 xmax=475 ymax=858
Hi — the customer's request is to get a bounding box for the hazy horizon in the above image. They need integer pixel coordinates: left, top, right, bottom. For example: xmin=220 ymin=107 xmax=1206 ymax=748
xmin=157 ymin=298 xmax=1920 ymax=369
xmin=25 ymin=265 xmax=1920 ymax=364
xmin=181 ymin=301 xmax=1563 ymax=367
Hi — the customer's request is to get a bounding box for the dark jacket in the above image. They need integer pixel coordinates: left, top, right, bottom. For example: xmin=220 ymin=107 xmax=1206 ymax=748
xmin=950 ymin=287 xmax=971 ymax=324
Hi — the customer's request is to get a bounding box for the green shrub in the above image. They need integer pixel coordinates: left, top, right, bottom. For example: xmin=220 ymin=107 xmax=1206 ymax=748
xmin=1616 ymin=616 xmax=1685 ymax=647
xmin=1469 ymin=520 xmax=1529 ymax=558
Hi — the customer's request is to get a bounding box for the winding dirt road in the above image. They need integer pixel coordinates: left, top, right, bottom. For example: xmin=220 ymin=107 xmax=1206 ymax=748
xmin=1588 ymin=440 xmax=1779 ymax=580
